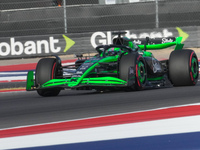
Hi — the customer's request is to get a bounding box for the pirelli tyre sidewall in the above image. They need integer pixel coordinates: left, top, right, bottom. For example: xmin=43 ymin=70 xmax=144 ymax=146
xmin=119 ymin=53 xmax=147 ymax=90
xmin=135 ymin=55 xmax=147 ymax=90
xmin=169 ymin=49 xmax=199 ymax=86
xmin=35 ymin=58 xmax=61 ymax=97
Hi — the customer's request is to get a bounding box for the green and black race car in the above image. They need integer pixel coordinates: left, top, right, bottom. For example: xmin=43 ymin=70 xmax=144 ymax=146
xmin=26 ymin=32 xmax=199 ymax=97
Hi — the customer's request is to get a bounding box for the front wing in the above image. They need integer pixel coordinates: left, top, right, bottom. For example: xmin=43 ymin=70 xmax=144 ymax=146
xmin=26 ymin=71 xmax=127 ymax=91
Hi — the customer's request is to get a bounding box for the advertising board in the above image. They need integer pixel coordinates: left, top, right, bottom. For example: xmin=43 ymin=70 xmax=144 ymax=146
xmin=0 ymin=26 xmax=198 ymax=59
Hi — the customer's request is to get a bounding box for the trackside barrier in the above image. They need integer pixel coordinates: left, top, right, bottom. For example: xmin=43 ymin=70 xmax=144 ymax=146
xmin=0 ymin=26 xmax=200 ymax=59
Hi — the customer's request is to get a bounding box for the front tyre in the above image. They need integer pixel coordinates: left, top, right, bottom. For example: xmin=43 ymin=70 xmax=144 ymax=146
xmin=135 ymin=55 xmax=147 ymax=90
xmin=119 ymin=53 xmax=147 ymax=91
xmin=35 ymin=58 xmax=61 ymax=97
xmin=169 ymin=49 xmax=199 ymax=86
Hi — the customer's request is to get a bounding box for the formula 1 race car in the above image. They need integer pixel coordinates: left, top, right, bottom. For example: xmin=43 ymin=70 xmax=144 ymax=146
xmin=26 ymin=32 xmax=199 ymax=96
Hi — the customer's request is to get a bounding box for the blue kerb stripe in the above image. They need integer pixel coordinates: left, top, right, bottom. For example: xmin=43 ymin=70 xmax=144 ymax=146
xmin=14 ymin=132 xmax=200 ymax=150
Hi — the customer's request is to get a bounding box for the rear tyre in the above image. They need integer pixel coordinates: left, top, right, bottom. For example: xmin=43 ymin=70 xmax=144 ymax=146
xmin=169 ymin=49 xmax=199 ymax=86
xmin=35 ymin=58 xmax=61 ymax=97
xmin=119 ymin=53 xmax=147 ymax=91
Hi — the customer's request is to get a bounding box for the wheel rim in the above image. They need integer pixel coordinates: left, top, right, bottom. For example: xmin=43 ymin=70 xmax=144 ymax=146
xmin=137 ymin=61 xmax=146 ymax=84
xmin=191 ymin=57 xmax=198 ymax=79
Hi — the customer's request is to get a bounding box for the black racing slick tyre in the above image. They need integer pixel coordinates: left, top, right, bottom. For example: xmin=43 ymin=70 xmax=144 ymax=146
xmin=169 ymin=49 xmax=199 ymax=86
xmin=119 ymin=53 xmax=147 ymax=90
xmin=35 ymin=58 xmax=61 ymax=97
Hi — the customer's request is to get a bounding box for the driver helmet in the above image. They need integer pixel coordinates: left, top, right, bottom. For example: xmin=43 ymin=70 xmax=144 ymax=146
xmin=107 ymin=47 xmax=121 ymax=56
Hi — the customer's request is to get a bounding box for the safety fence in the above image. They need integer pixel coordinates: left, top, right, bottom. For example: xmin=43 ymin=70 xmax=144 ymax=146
xmin=0 ymin=0 xmax=199 ymax=37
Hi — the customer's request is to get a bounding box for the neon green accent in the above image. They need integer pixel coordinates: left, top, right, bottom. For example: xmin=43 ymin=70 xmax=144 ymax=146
xmin=147 ymin=76 xmax=164 ymax=81
xmin=98 ymin=56 xmax=119 ymax=63
xmin=138 ymin=37 xmax=184 ymax=51
xmin=68 ymin=77 xmax=80 ymax=87
xmin=191 ymin=57 xmax=198 ymax=79
xmin=174 ymin=37 xmax=184 ymax=50
xmin=40 ymin=76 xmax=126 ymax=88
xmin=26 ymin=71 xmax=34 ymax=91
xmin=174 ymin=44 xmax=184 ymax=50
xmin=138 ymin=42 xmax=176 ymax=50
xmin=41 ymin=79 xmax=70 ymax=88
xmin=143 ymin=51 xmax=152 ymax=57
xmin=80 ymin=77 xmax=127 ymax=86
xmin=68 ymin=56 xmax=119 ymax=87
xmin=128 ymin=41 xmax=134 ymax=49
xmin=175 ymin=36 xmax=183 ymax=44
xmin=63 ymin=35 xmax=75 ymax=52
xmin=176 ymin=27 xmax=189 ymax=43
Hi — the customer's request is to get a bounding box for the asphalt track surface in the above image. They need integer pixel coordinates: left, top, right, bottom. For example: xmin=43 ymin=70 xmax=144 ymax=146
xmin=1 ymin=81 xmax=200 ymax=130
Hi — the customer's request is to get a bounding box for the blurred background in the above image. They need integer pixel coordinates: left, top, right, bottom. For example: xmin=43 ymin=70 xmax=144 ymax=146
xmin=0 ymin=0 xmax=199 ymax=37
xmin=0 ymin=0 xmax=199 ymax=58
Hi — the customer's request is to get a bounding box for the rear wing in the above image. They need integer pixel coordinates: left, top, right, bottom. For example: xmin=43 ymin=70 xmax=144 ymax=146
xmin=131 ymin=37 xmax=184 ymax=51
